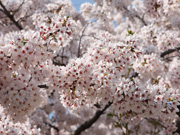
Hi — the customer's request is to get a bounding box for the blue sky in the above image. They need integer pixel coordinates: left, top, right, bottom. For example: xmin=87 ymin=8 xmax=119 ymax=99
xmin=71 ymin=0 xmax=94 ymax=11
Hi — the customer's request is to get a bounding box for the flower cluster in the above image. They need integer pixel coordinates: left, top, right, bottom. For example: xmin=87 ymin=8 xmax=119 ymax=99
xmin=0 ymin=30 xmax=52 ymax=122
xmin=1 ymin=0 xmax=180 ymax=134
xmin=133 ymin=54 xmax=164 ymax=79
xmin=111 ymin=77 xmax=179 ymax=134
xmin=0 ymin=106 xmax=40 ymax=135
xmin=144 ymin=0 xmax=163 ymax=17
xmin=167 ymin=58 xmax=180 ymax=89
xmin=55 ymin=39 xmax=140 ymax=109
xmin=33 ymin=14 xmax=75 ymax=52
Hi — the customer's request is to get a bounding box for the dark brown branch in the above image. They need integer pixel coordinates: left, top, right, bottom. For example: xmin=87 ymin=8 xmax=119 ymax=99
xmin=83 ymin=35 xmax=104 ymax=41
xmin=0 ymin=8 xmax=3 ymax=13
xmin=61 ymin=48 xmax=65 ymax=65
xmin=160 ymin=47 xmax=180 ymax=58
xmin=18 ymin=12 xmax=33 ymax=23
xmin=52 ymin=54 xmax=67 ymax=66
xmin=74 ymin=101 xmax=113 ymax=135
xmin=0 ymin=0 xmax=23 ymax=30
xmin=135 ymin=14 xmax=147 ymax=26
xmin=123 ymin=6 xmax=147 ymax=26
xmin=38 ymin=85 xmax=49 ymax=89
xmin=12 ymin=0 xmax=25 ymax=15
xmin=0 ymin=22 xmax=4 ymax=26
xmin=77 ymin=23 xmax=90 ymax=58
xmin=162 ymin=55 xmax=180 ymax=62
xmin=45 ymin=122 xmax=59 ymax=133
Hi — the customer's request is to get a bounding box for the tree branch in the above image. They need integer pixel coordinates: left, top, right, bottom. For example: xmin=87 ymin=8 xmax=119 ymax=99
xmin=12 ymin=0 xmax=25 ymax=15
xmin=0 ymin=8 xmax=4 ymax=13
xmin=160 ymin=47 xmax=180 ymax=58
xmin=52 ymin=54 xmax=67 ymax=66
xmin=44 ymin=122 xmax=59 ymax=133
xmin=123 ymin=6 xmax=147 ymax=26
xmin=18 ymin=12 xmax=33 ymax=23
xmin=135 ymin=14 xmax=147 ymax=26
xmin=0 ymin=21 xmax=5 ymax=27
xmin=0 ymin=0 xmax=23 ymax=30
xmin=77 ymin=23 xmax=90 ymax=58
xmin=38 ymin=85 xmax=49 ymax=89
xmin=74 ymin=101 xmax=113 ymax=135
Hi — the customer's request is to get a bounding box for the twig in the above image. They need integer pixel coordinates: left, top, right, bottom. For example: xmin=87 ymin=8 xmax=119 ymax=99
xmin=52 ymin=54 xmax=67 ymax=66
xmin=135 ymin=14 xmax=147 ymax=26
xmin=74 ymin=101 xmax=113 ymax=135
xmin=160 ymin=47 xmax=180 ymax=58
xmin=83 ymin=35 xmax=104 ymax=41
xmin=0 ymin=0 xmax=23 ymax=30
xmin=61 ymin=48 xmax=64 ymax=65
xmin=123 ymin=6 xmax=147 ymax=26
xmin=162 ymin=55 xmax=180 ymax=62
xmin=77 ymin=23 xmax=90 ymax=58
xmin=0 ymin=21 xmax=5 ymax=26
xmin=38 ymin=85 xmax=49 ymax=89
xmin=12 ymin=0 xmax=25 ymax=15
xmin=0 ymin=8 xmax=4 ymax=13
xmin=18 ymin=12 xmax=33 ymax=23
xmin=45 ymin=122 xmax=59 ymax=133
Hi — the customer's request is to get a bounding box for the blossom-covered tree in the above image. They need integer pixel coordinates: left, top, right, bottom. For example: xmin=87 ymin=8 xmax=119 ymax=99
xmin=0 ymin=0 xmax=180 ymax=134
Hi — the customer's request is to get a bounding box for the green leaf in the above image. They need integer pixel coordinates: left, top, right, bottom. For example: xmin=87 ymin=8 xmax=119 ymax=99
xmin=107 ymin=113 xmax=114 ymax=117
xmin=127 ymin=30 xmax=135 ymax=36
xmin=114 ymin=122 xmax=122 ymax=128
xmin=141 ymin=58 xmax=147 ymax=66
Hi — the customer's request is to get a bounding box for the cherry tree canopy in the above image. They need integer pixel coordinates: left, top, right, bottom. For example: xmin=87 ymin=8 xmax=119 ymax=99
xmin=0 ymin=0 xmax=180 ymax=135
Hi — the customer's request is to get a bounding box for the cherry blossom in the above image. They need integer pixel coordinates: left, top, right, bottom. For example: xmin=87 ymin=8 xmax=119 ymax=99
xmin=0 ymin=0 xmax=180 ymax=135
